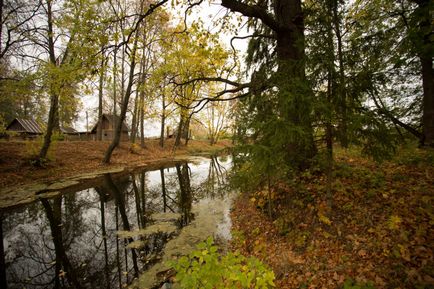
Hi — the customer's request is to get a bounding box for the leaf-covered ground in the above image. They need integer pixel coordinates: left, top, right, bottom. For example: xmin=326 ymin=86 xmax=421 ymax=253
xmin=0 ymin=139 xmax=230 ymax=188
xmin=230 ymin=146 xmax=434 ymax=288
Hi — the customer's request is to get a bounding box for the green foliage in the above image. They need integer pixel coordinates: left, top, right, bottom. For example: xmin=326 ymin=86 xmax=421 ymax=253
xmin=0 ymin=69 xmax=43 ymax=125
xmin=393 ymin=144 xmax=434 ymax=167
xmin=0 ymin=113 xmax=6 ymax=134
xmin=343 ymin=278 xmax=376 ymax=289
xmin=51 ymin=131 xmax=65 ymax=141
xmin=169 ymin=237 xmax=275 ymax=289
xmin=24 ymin=136 xmax=57 ymax=167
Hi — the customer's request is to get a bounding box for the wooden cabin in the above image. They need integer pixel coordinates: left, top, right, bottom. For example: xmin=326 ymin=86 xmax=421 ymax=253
xmin=60 ymin=126 xmax=86 ymax=141
xmin=90 ymin=114 xmax=129 ymax=141
xmin=6 ymin=118 xmax=43 ymax=139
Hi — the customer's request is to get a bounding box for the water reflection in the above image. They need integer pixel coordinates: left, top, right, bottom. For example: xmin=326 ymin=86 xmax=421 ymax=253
xmin=1 ymin=155 xmax=231 ymax=289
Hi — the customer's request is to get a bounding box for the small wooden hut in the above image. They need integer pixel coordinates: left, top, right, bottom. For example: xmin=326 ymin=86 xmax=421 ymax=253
xmin=6 ymin=118 xmax=43 ymax=139
xmin=60 ymin=126 xmax=84 ymax=141
xmin=90 ymin=114 xmax=129 ymax=141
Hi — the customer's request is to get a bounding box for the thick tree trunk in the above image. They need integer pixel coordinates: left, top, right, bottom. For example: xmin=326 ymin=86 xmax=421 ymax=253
xmin=39 ymin=92 xmax=59 ymax=160
xmin=274 ymin=0 xmax=316 ymax=169
xmin=174 ymin=116 xmax=184 ymax=147
xmin=222 ymin=0 xmax=316 ymax=169
xmin=39 ymin=0 xmax=59 ymax=161
xmin=183 ymin=116 xmax=190 ymax=146
xmin=421 ymin=56 xmax=434 ymax=146
xmin=176 ymin=164 xmax=192 ymax=226
xmin=418 ymin=1 xmax=434 ymax=146
xmin=103 ymin=32 xmax=139 ymax=164
xmin=0 ymin=0 xmax=3 ymax=56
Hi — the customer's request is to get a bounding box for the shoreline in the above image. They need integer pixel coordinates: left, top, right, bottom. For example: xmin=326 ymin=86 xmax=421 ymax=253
xmin=0 ymin=139 xmax=231 ymax=210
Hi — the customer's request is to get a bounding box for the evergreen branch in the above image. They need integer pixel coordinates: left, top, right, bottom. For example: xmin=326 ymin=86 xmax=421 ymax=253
xmin=369 ymin=91 xmax=423 ymax=140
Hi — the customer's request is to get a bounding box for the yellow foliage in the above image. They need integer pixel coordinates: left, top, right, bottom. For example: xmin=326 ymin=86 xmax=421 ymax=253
xmin=318 ymin=213 xmax=332 ymax=226
xmin=387 ymin=215 xmax=402 ymax=230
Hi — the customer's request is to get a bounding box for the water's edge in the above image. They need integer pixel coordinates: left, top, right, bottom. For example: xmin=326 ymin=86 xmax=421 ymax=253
xmin=0 ymin=153 xmax=222 ymax=211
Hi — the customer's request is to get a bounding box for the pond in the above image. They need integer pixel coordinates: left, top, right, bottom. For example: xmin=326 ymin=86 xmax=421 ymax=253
xmin=0 ymin=155 xmax=233 ymax=289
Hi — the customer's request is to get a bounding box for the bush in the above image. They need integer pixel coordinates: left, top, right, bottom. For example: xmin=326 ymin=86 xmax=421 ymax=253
xmin=169 ymin=237 xmax=275 ymax=289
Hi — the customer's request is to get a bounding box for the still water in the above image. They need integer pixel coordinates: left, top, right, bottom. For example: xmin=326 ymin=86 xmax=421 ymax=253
xmin=0 ymin=155 xmax=233 ymax=289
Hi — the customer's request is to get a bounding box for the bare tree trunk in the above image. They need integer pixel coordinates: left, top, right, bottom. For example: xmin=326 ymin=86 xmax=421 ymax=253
xmin=103 ymin=31 xmax=139 ymax=164
xmin=39 ymin=0 xmax=59 ymax=161
xmin=41 ymin=197 xmax=82 ymax=289
xmin=103 ymin=175 xmax=139 ymax=277
xmin=0 ymin=0 xmax=3 ymax=53
xmin=98 ymin=192 xmax=110 ymax=288
xmin=112 ymin=22 xmax=118 ymax=138
xmin=140 ymin=172 xmax=146 ymax=227
xmin=97 ymin=52 xmax=105 ymax=141
xmin=138 ymin=58 xmax=146 ymax=148
xmin=332 ymin=0 xmax=348 ymax=148
xmin=130 ymin=88 xmax=139 ymax=143
xmin=0 ymin=218 xmax=7 ymax=289
xmin=140 ymin=99 xmax=145 ymax=148
xmin=326 ymin=0 xmax=335 ymax=205
xmin=159 ymin=93 xmax=166 ymax=147
xmin=160 ymin=168 xmax=166 ymax=212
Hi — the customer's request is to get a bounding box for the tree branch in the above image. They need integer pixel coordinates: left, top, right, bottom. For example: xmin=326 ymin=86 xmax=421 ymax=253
xmin=221 ymin=0 xmax=282 ymax=32
xmin=174 ymin=76 xmax=245 ymax=88
xmin=370 ymin=91 xmax=423 ymax=140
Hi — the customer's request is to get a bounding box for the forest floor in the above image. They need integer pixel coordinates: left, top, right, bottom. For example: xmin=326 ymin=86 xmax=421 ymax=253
xmin=0 ymin=138 xmax=231 ymax=188
xmin=230 ymin=145 xmax=434 ymax=289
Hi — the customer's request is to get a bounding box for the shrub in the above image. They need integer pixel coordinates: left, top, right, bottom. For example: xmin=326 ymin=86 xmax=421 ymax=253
xmin=169 ymin=237 xmax=275 ymax=289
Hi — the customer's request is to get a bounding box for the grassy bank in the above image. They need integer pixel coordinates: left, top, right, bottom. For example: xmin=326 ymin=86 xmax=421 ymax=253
xmin=0 ymin=139 xmax=231 ymax=188
xmin=230 ymin=145 xmax=434 ymax=288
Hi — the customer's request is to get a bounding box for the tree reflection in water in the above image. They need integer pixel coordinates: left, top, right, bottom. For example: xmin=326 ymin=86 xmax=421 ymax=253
xmin=1 ymin=156 xmax=231 ymax=289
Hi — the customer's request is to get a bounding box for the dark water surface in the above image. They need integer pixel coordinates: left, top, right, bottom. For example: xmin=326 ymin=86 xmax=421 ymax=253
xmin=0 ymin=155 xmax=232 ymax=289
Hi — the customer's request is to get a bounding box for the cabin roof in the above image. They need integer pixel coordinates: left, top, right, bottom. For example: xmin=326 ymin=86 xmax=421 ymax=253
xmin=90 ymin=114 xmax=129 ymax=133
xmin=6 ymin=118 xmax=44 ymax=134
xmin=60 ymin=126 xmax=78 ymax=134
